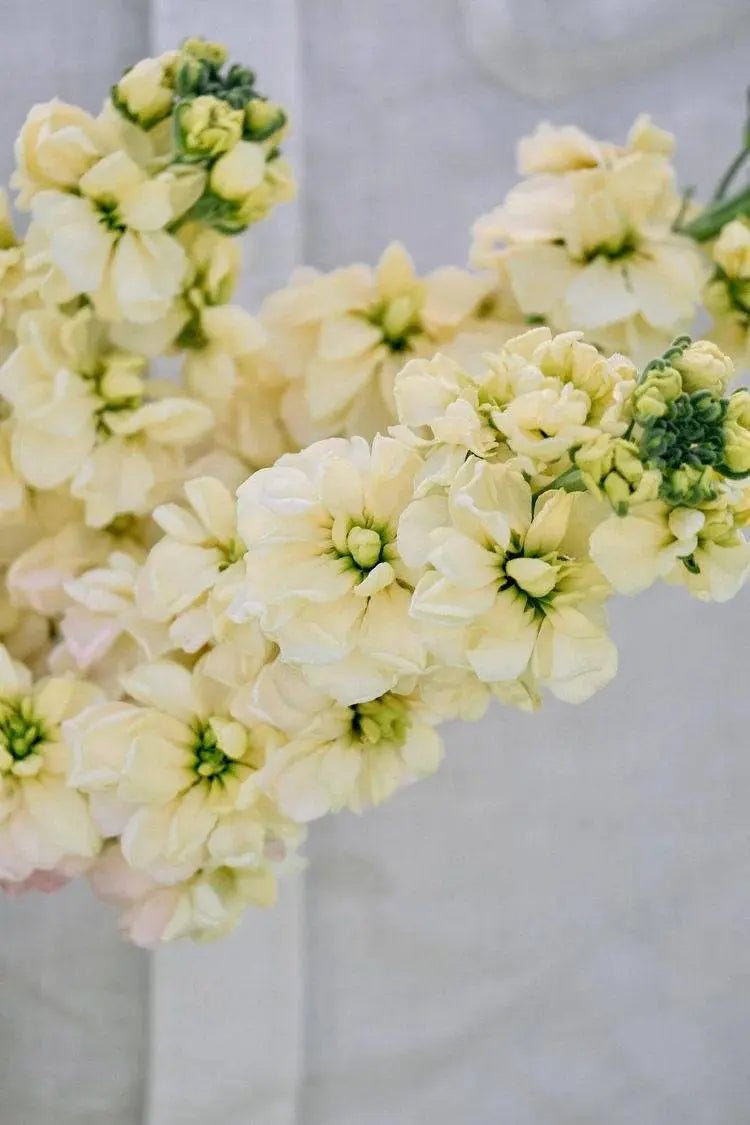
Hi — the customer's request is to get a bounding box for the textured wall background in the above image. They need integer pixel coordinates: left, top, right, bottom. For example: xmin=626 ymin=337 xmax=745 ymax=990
xmin=0 ymin=3 xmax=749 ymax=1123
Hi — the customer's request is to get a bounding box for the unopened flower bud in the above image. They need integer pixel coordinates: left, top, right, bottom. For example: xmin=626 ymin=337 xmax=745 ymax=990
xmin=209 ymin=140 xmax=266 ymax=203
xmin=674 ymin=340 xmax=734 ymax=395
xmin=181 ymin=38 xmax=228 ymax=68
xmin=113 ymin=53 xmax=177 ymax=129
xmin=573 ymin=433 xmax=613 ymax=490
xmin=226 ymin=64 xmax=256 ymax=89
xmin=347 ymin=526 xmax=382 ymax=570
xmin=633 ymin=366 xmax=682 ymax=423
xmin=244 ymin=98 xmax=287 ymax=143
xmin=381 ymin=296 xmax=420 ymax=343
xmin=723 ymin=389 xmax=750 ymax=476
xmin=662 ymin=464 xmax=717 ymax=506
xmin=99 ymin=355 xmax=146 ymax=402
xmin=175 ymin=95 xmax=244 ymax=161
xmin=174 ymin=56 xmax=210 ymax=98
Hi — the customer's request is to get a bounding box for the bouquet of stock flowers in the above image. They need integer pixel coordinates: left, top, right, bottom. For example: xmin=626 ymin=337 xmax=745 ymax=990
xmin=0 ymin=37 xmax=748 ymax=947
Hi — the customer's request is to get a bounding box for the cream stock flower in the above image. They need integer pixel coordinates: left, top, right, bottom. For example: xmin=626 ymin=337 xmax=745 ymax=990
xmin=213 ymin=350 xmax=296 ymax=471
xmin=392 ymin=327 xmax=636 ymax=489
xmin=472 ymin=118 xmax=706 ymax=364
xmin=112 ymin=52 xmax=178 ymax=131
xmin=590 ymin=496 xmax=750 ymax=601
xmin=234 ymin=435 xmax=426 ymax=704
xmin=705 ymin=219 xmax=750 ymax=363
xmin=136 ymin=476 xmax=245 ymax=653
xmin=68 ymin=660 xmax=297 ymax=872
xmin=12 ymin=99 xmax=114 ymax=208
xmin=401 ymin=457 xmax=617 ymax=703
xmin=56 ymin=549 xmax=171 ymax=690
xmin=264 ymin=243 xmax=493 ymax=442
xmin=237 ymin=659 xmax=444 ymax=820
xmin=90 ymin=841 xmax=279 ymax=948
xmin=0 ymin=645 xmax=102 ymax=882
xmin=28 ymin=150 xmax=188 ymax=323
xmin=0 ymin=307 xmax=212 ymax=525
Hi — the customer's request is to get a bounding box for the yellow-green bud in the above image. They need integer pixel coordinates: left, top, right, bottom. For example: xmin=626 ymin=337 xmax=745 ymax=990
xmin=632 ymin=365 xmax=683 ymax=422
xmin=573 ymin=433 xmax=613 ymax=491
xmin=574 ymin=435 xmax=658 ymax=514
xmin=181 ymin=38 xmax=228 ymax=67
xmin=663 ymin=464 xmax=717 ymax=506
xmin=175 ymin=95 xmax=244 ymax=160
xmin=381 ymin=295 xmax=420 ymax=343
xmin=347 ymin=526 xmax=382 ymax=570
xmin=113 ymin=54 xmax=176 ymax=129
xmin=723 ymin=389 xmax=750 ymax=476
xmin=674 ymin=340 xmax=734 ymax=395
xmin=209 ymin=140 xmax=266 ymax=203
xmin=245 ymin=98 xmax=287 ymax=143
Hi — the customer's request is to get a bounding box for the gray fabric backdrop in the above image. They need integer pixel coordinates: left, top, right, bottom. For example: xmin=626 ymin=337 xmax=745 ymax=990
xmin=0 ymin=2 xmax=749 ymax=1122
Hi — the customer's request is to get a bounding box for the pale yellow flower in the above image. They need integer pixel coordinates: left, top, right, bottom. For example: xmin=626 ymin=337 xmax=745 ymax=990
xmin=112 ymin=52 xmax=178 ymax=131
xmin=264 ymin=244 xmax=493 ymax=441
xmin=591 ymin=496 xmax=750 ymax=601
xmin=392 ymin=327 xmax=635 ymax=488
xmin=0 ymin=645 xmax=102 ymax=883
xmin=136 ymin=476 xmax=245 ymax=653
xmin=402 ymin=457 xmax=617 ymax=703
xmin=240 ymin=659 xmax=444 ymax=821
xmin=234 ymin=435 xmax=426 ymax=704
xmin=68 ymin=660 xmax=297 ymax=872
xmin=12 ymin=99 xmax=114 ymax=208
xmin=29 ymin=150 xmax=188 ymax=323
xmin=704 ymin=219 xmax=750 ymax=364
xmin=0 ymin=307 xmax=212 ymax=525
xmin=472 ymin=118 xmax=705 ymax=364
xmin=90 ymin=841 xmax=280 ymax=947
xmin=56 ymin=549 xmax=171 ymax=691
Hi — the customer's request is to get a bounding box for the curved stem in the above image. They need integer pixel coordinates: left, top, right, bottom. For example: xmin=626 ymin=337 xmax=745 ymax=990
xmin=712 ymin=147 xmax=750 ymax=202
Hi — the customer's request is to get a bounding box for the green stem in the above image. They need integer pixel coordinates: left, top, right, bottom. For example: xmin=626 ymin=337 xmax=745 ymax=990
xmin=712 ymin=147 xmax=750 ymax=202
xmin=678 ymin=183 xmax=750 ymax=242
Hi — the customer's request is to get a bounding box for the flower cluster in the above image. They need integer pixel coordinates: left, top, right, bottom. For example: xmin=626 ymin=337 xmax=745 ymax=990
xmin=0 ymin=38 xmax=747 ymax=947
xmin=471 ymin=117 xmax=707 ymax=364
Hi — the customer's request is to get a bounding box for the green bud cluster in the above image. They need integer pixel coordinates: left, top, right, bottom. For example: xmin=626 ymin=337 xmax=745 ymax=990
xmin=628 ymin=336 xmax=750 ymax=508
xmin=573 ymin=435 xmax=660 ymax=516
xmin=173 ymin=38 xmax=286 ymax=146
xmin=114 ymin=39 xmax=291 ymax=237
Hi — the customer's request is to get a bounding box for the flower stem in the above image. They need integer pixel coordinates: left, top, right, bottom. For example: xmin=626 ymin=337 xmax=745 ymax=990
xmin=712 ymin=147 xmax=750 ymax=202
xmin=678 ymin=183 xmax=750 ymax=242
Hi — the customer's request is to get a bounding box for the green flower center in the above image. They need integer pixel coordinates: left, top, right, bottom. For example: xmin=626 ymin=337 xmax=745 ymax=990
xmin=0 ymin=699 xmax=47 ymax=763
xmin=582 ymin=230 xmax=639 ymax=264
xmin=330 ymin=515 xmax=390 ymax=573
xmin=218 ymin=537 xmax=244 ymax=571
xmin=192 ymin=721 xmax=232 ymax=779
xmin=97 ymin=199 xmax=126 ymax=234
xmin=366 ymin=296 xmax=422 ymax=352
xmin=498 ymin=537 xmax=569 ymax=612
xmin=351 ymin=694 xmax=410 ymax=748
